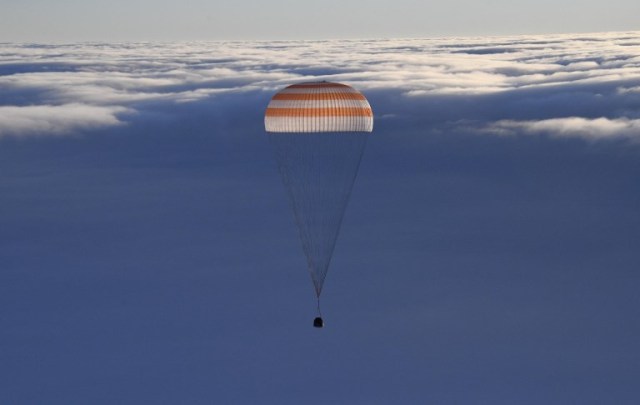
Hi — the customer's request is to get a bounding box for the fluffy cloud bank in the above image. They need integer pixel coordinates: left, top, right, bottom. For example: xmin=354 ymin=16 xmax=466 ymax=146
xmin=484 ymin=117 xmax=640 ymax=141
xmin=0 ymin=104 xmax=130 ymax=137
xmin=1 ymin=31 xmax=639 ymax=139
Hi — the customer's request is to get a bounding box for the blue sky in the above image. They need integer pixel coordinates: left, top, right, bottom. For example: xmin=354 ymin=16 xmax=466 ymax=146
xmin=1 ymin=0 xmax=640 ymax=41
xmin=1 ymin=32 xmax=640 ymax=403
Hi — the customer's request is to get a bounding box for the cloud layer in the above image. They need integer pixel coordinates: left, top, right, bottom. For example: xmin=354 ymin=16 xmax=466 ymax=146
xmin=1 ymin=31 xmax=640 ymax=140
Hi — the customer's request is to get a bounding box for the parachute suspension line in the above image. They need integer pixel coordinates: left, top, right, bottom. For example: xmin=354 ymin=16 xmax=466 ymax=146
xmin=316 ymin=296 xmax=322 ymax=318
xmin=270 ymin=132 xmax=369 ymax=297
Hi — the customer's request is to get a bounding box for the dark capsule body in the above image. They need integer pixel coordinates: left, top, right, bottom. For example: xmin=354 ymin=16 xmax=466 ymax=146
xmin=313 ymin=317 xmax=324 ymax=328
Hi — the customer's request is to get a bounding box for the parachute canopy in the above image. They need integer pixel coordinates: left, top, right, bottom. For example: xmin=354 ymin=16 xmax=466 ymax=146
xmin=265 ymin=81 xmax=373 ymax=299
xmin=265 ymin=82 xmax=373 ymax=133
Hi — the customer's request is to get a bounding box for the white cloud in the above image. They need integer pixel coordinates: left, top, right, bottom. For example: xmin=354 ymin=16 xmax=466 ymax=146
xmin=0 ymin=104 xmax=131 ymax=137
xmin=484 ymin=117 xmax=640 ymax=141
xmin=618 ymin=86 xmax=640 ymax=94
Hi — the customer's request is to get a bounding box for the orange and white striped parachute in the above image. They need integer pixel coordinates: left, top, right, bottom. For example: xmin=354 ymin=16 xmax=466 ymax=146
xmin=265 ymin=82 xmax=373 ymax=326
xmin=265 ymin=82 xmax=373 ymax=133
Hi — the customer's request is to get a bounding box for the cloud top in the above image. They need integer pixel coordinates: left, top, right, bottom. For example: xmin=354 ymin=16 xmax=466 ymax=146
xmin=1 ymin=31 xmax=639 ymax=140
xmin=0 ymin=104 xmax=130 ymax=137
xmin=485 ymin=117 xmax=640 ymax=141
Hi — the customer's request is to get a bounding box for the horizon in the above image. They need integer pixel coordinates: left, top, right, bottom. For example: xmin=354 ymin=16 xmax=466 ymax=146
xmin=2 ymin=28 xmax=640 ymax=44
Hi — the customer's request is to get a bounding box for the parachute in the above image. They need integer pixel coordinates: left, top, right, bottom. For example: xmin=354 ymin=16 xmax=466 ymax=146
xmin=265 ymin=81 xmax=373 ymax=327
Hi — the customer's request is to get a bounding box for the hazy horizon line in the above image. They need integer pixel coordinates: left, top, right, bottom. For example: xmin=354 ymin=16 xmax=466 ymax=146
xmin=3 ymin=29 xmax=640 ymax=45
